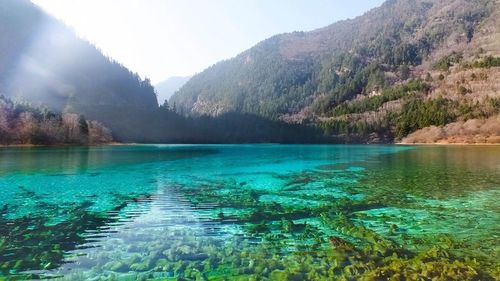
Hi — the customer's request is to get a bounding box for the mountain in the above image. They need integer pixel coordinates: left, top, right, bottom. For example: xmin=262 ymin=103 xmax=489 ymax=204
xmin=0 ymin=0 xmax=158 ymax=141
xmin=155 ymin=76 xmax=191 ymax=106
xmin=0 ymin=0 xmax=320 ymax=144
xmin=2 ymin=0 xmax=498 ymax=144
xmin=171 ymin=0 xmax=500 ymax=143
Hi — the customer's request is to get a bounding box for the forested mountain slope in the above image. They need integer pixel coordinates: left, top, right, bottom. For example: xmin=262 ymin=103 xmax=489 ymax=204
xmin=0 ymin=0 xmax=322 ymax=144
xmin=0 ymin=0 xmax=158 ymax=141
xmin=171 ymin=0 xmax=500 ymax=143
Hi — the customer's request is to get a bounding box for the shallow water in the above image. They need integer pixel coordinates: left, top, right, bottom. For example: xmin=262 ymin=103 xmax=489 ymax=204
xmin=0 ymin=145 xmax=499 ymax=280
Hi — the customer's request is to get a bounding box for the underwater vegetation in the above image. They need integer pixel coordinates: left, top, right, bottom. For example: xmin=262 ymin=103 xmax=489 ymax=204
xmin=0 ymin=145 xmax=498 ymax=280
xmin=0 ymin=192 xmax=156 ymax=279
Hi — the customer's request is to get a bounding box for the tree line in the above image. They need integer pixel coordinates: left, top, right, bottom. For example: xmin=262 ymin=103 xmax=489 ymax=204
xmin=0 ymin=96 xmax=112 ymax=145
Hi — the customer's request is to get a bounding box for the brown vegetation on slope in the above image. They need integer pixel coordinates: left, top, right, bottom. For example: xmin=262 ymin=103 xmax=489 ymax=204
xmin=0 ymin=96 xmax=112 ymax=145
xmin=404 ymin=2 xmax=500 ymax=144
xmin=402 ymin=114 xmax=500 ymax=144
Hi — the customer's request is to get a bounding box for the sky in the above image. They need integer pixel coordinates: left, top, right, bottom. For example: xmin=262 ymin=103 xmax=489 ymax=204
xmin=32 ymin=0 xmax=385 ymax=84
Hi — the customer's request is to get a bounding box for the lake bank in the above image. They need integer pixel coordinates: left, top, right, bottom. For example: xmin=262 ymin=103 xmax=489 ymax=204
xmin=0 ymin=142 xmax=122 ymax=148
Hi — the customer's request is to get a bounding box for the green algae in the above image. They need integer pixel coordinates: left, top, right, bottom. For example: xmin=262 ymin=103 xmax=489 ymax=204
xmin=0 ymin=192 xmax=154 ymax=279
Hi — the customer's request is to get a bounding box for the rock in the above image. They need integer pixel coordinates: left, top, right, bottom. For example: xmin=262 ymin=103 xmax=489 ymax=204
xmin=130 ymin=261 xmax=151 ymax=272
xmin=328 ymin=236 xmax=355 ymax=251
xmin=108 ymin=261 xmax=129 ymax=272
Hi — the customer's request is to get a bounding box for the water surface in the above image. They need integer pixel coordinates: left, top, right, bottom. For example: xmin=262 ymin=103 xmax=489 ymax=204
xmin=0 ymin=145 xmax=499 ymax=280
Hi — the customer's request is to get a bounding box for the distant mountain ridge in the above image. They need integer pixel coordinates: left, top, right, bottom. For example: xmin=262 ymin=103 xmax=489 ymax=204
xmin=155 ymin=76 xmax=191 ymax=106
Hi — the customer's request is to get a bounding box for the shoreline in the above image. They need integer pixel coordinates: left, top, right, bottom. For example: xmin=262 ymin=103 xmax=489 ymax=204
xmin=396 ymin=142 xmax=500 ymax=146
xmin=0 ymin=142 xmax=122 ymax=148
xmin=1 ymin=142 xmax=499 ymax=147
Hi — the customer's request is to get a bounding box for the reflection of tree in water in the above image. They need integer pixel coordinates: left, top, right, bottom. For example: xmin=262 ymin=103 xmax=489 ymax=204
xmin=0 ymin=146 xmax=218 ymax=176
xmin=358 ymin=146 xmax=500 ymax=200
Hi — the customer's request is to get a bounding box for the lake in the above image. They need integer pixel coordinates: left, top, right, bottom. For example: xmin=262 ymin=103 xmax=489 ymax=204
xmin=0 ymin=145 xmax=499 ymax=280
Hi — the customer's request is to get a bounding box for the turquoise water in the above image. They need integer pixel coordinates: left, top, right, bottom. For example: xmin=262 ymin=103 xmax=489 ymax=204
xmin=0 ymin=145 xmax=499 ymax=280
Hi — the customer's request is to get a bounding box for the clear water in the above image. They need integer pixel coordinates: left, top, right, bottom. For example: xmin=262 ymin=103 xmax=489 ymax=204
xmin=0 ymin=145 xmax=499 ymax=280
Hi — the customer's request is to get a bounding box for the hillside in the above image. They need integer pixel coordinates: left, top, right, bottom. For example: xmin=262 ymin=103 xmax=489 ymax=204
xmin=171 ymin=0 xmax=500 ymax=143
xmin=155 ymin=76 xmax=191 ymax=106
xmin=0 ymin=0 xmax=158 ymax=141
xmin=0 ymin=0 xmax=321 ymax=144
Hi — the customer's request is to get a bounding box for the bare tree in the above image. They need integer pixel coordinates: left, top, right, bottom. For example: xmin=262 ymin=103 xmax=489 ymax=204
xmin=88 ymin=121 xmax=113 ymax=144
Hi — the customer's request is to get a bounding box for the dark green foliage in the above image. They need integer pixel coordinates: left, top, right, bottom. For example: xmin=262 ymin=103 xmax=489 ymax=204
xmin=319 ymin=78 xmax=462 ymax=142
xmin=457 ymin=85 xmax=470 ymax=95
xmin=489 ymin=97 xmax=500 ymax=108
xmin=123 ymin=110 xmax=326 ymax=144
xmin=453 ymin=98 xmax=499 ymax=121
xmin=399 ymin=65 xmax=411 ymax=80
xmin=322 ymin=119 xmax=387 ymax=139
xmin=433 ymin=52 xmax=463 ymax=71
xmin=330 ymin=80 xmax=430 ymax=117
xmin=472 ymin=56 xmax=500 ymax=68
xmin=311 ymin=60 xmax=388 ymax=114
xmin=461 ymin=56 xmax=500 ymax=69
xmin=171 ymin=44 xmax=317 ymax=120
xmin=396 ymin=97 xmax=456 ymax=139
xmin=78 ymin=115 xmax=89 ymax=135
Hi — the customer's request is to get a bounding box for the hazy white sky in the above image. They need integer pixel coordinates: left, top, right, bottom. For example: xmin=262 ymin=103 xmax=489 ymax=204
xmin=32 ymin=0 xmax=385 ymax=84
